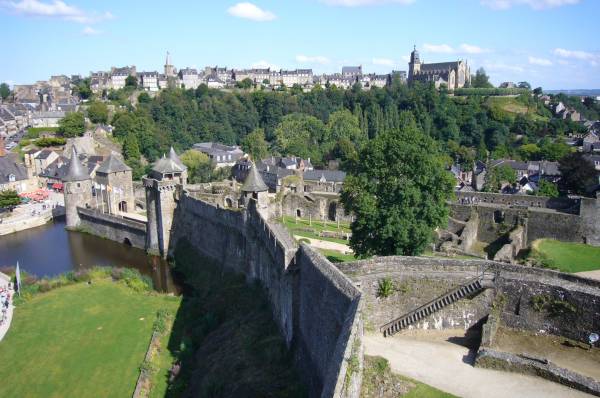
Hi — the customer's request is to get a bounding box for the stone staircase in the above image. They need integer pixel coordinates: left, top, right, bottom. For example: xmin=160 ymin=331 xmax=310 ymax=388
xmin=380 ymin=274 xmax=493 ymax=337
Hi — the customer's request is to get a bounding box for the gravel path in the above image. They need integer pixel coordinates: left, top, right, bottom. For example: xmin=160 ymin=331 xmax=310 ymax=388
xmin=576 ymin=270 xmax=600 ymax=282
xmin=293 ymin=235 xmax=353 ymax=253
xmin=364 ymin=332 xmax=594 ymax=398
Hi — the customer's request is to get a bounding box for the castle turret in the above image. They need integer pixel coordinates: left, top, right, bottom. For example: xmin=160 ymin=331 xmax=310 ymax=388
xmin=143 ymin=153 xmax=187 ymax=257
xmin=164 ymin=51 xmax=175 ymax=78
xmin=241 ymin=161 xmax=269 ymax=216
xmin=62 ymin=147 xmax=92 ymax=228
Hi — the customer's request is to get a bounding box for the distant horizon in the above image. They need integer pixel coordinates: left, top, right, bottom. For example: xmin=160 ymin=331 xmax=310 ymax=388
xmin=1 ymin=0 xmax=599 ymax=90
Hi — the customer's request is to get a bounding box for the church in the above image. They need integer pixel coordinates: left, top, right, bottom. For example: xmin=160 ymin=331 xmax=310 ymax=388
xmin=408 ymin=46 xmax=471 ymax=90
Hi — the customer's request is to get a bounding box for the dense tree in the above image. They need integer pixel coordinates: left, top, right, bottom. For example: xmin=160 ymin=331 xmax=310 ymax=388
xmin=57 ymin=112 xmax=85 ymax=138
xmin=180 ymin=150 xmax=213 ymax=183
xmin=73 ymin=78 xmax=92 ymax=100
xmin=484 ymin=164 xmax=517 ymax=192
xmin=274 ymin=113 xmax=326 ymax=164
xmin=236 ymin=78 xmax=253 ymax=90
xmin=536 ymin=179 xmax=559 ymax=197
xmin=517 ymin=81 xmax=532 ymax=90
xmin=241 ymin=128 xmax=269 ymax=161
xmin=518 ymin=143 xmax=541 ymax=160
xmin=472 ymin=68 xmax=493 ymax=89
xmin=0 ymin=190 xmax=20 ymax=210
xmin=559 ymin=153 xmax=598 ymax=196
xmin=87 ymin=101 xmax=109 ymax=124
xmin=0 ymin=83 xmax=11 ymax=101
xmin=341 ymin=113 xmax=454 ymax=257
xmin=125 ymin=75 xmax=138 ymax=89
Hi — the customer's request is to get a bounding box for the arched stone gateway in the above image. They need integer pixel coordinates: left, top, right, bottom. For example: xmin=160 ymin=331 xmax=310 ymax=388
xmin=328 ymin=202 xmax=337 ymax=221
xmin=118 ymin=201 xmax=128 ymax=213
xmin=123 ymin=237 xmax=132 ymax=246
xmin=296 ymin=209 xmax=302 ymax=218
xmin=225 ymin=197 xmax=233 ymax=208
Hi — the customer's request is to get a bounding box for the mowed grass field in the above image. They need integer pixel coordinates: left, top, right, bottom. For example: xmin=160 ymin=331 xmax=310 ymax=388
xmin=0 ymin=280 xmax=180 ymax=398
xmin=531 ymin=239 xmax=600 ymax=273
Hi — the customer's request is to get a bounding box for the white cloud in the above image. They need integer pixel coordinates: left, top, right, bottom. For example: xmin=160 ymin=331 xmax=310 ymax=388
xmin=481 ymin=0 xmax=579 ymax=10
xmin=459 ymin=44 xmax=489 ymax=54
xmin=81 ymin=26 xmax=100 ymax=35
xmin=296 ymin=55 xmax=330 ymax=64
xmin=528 ymin=56 xmax=552 ymax=66
xmin=372 ymin=57 xmax=395 ymax=66
xmin=322 ymin=0 xmax=414 ymax=6
xmin=3 ymin=0 xmax=113 ymax=24
xmin=483 ymin=62 xmax=525 ymax=73
xmin=227 ymin=2 xmax=276 ymax=21
xmin=423 ymin=43 xmax=455 ymax=54
xmin=252 ymin=60 xmax=280 ymax=70
xmin=553 ymin=48 xmax=595 ymax=61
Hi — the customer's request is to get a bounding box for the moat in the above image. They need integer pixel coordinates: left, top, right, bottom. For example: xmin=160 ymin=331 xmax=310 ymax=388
xmin=0 ymin=217 xmax=176 ymax=292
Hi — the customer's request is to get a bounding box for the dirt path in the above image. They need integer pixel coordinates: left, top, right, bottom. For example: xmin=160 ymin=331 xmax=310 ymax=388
xmin=293 ymin=235 xmax=352 ymax=253
xmin=576 ymin=270 xmax=600 ymax=281
xmin=364 ymin=332 xmax=594 ymax=398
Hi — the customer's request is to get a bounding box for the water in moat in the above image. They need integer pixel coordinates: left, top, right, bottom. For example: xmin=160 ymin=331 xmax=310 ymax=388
xmin=0 ymin=217 xmax=176 ymax=292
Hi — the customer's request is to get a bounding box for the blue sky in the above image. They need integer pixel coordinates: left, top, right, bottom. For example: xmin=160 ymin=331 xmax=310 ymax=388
xmin=1 ymin=0 xmax=599 ymax=89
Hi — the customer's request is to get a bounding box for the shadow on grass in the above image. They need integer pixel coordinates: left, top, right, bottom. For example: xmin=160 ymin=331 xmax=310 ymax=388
xmin=160 ymin=239 xmax=306 ymax=398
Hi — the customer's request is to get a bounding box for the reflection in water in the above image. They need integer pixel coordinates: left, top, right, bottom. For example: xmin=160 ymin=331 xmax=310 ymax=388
xmin=0 ymin=217 xmax=176 ymax=292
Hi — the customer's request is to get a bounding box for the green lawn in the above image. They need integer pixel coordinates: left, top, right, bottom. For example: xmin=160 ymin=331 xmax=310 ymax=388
xmin=317 ymin=248 xmax=359 ymax=263
xmin=530 ymin=239 xmax=600 ymax=273
xmin=281 ymin=216 xmax=351 ymax=245
xmin=0 ymin=280 xmax=180 ymax=398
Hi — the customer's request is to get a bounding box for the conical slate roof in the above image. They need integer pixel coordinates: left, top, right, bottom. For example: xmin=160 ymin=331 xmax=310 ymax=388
xmin=168 ymin=147 xmax=186 ymax=170
xmin=96 ymin=152 xmax=131 ymax=174
xmin=241 ymin=162 xmax=268 ymax=192
xmin=62 ymin=147 xmax=89 ymax=182
xmin=152 ymin=153 xmax=185 ymax=174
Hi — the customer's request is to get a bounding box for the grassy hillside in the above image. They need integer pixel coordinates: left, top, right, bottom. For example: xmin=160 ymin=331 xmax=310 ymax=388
xmin=0 ymin=280 xmax=180 ymax=398
xmin=485 ymin=96 xmax=548 ymax=122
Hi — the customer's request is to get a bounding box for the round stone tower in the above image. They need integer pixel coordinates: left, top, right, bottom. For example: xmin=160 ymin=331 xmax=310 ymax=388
xmin=143 ymin=148 xmax=187 ymax=257
xmin=62 ymin=146 xmax=92 ymax=228
xmin=241 ymin=161 xmax=269 ymax=216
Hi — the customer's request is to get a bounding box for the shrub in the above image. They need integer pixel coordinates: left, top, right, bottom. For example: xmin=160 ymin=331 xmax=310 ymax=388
xmin=377 ymin=278 xmax=395 ymax=298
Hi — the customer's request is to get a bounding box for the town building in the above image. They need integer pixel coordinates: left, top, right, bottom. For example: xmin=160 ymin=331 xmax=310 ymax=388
xmin=110 ymin=66 xmax=136 ymax=90
xmin=139 ymin=72 xmax=159 ymax=92
xmin=408 ymin=46 xmax=470 ymax=90
xmin=179 ymin=68 xmax=200 ymax=89
xmin=193 ymin=142 xmax=245 ymax=167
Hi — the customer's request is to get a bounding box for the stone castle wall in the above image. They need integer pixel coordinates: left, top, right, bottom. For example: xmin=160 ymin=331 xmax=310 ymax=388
xmin=77 ymin=207 xmax=147 ymax=250
xmin=168 ymin=193 xmax=363 ymax=398
xmin=337 ymin=256 xmax=600 ymax=343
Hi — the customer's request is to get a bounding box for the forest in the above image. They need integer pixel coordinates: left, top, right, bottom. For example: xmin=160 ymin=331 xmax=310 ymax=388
xmin=71 ymin=79 xmax=599 ymax=180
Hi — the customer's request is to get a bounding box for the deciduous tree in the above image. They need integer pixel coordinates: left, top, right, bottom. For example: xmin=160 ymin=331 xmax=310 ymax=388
xmin=341 ymin=113 xmax=454 ymax=257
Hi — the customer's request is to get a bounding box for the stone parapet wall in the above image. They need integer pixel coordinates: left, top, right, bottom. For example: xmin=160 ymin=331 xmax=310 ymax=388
xmin=168 ymin=192 xmax=363 ymax=398
xmin=454 ymin=191 xmax=579 ymax=213
xmin=77 ymin=207 xmax=147 ymax=249
xmin=338 ymin=256 xmax=600 ymax=344
xmin=337 ymin=257 xmax=492 ymax=331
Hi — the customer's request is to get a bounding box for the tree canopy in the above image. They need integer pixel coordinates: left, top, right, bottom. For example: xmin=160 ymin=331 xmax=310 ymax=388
xmin=341 ymin=113 xmax=454 ymax=257
xmin=0 ymin=83 xmax=11 ymax=101
xmin=559 ymin=153 xmax=598 ymax=196
xmin=57 ymin=112 xmax=85 ymax=138
xmin=87 ymin=101 xmax=109 ymax=124
xmin=0 ymin=190 xmax=21 ymax=210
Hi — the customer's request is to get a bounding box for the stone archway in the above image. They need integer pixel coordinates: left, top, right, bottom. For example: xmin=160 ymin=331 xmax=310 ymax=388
xmin=328 ymin=202 xmax=337 ymax=221
xmin=118 ymin=201 xmax=128 ymax=213
xmin=225 ymin=197 xmax=233 ymax=208
xmin=123 ymin=237 xmax=132 ymax=246
xmin=296 ymin=209 xmax=302 ymax=218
